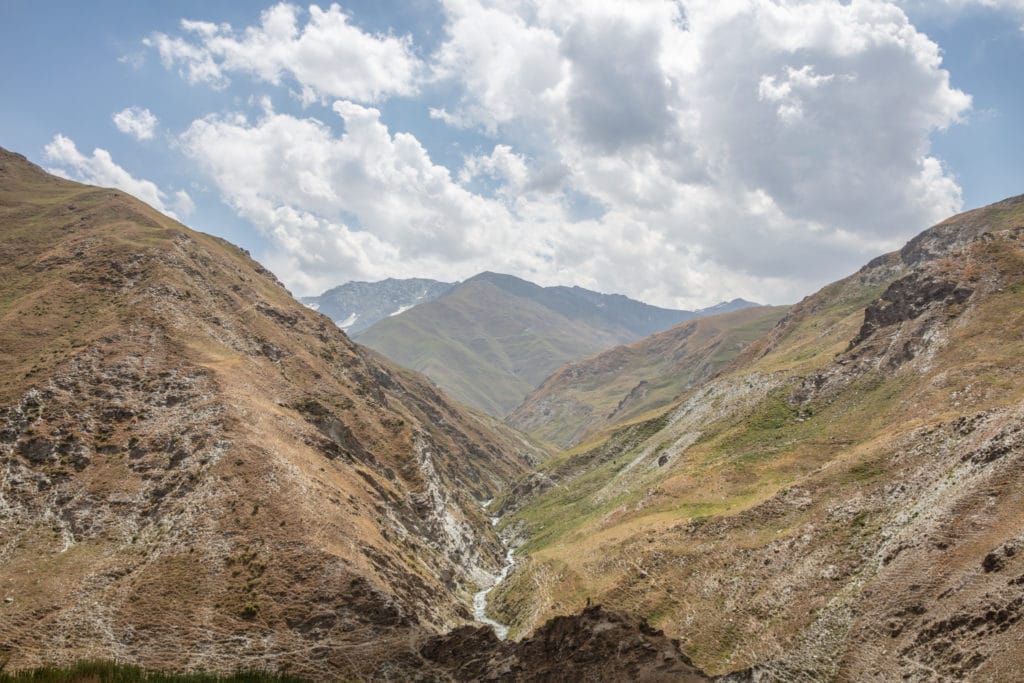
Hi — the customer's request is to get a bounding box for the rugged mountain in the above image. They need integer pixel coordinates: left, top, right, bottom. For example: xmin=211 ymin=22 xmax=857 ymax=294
xmin=487 ymin=194 xmax=1024 ymax=681
xmin=508 ymin=305 xmax=789 ymax=448
xmin=299 ymin=277 xmax=453 ymax=335
xmin=356 ymin=271 xmax=757 ymax=417
xmin=0 ymin=148 xmax=547 ymax=679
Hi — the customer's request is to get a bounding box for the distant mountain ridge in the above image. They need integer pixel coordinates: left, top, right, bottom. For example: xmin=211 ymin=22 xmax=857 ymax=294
xmin=451 ymin=272 xmax=712 ymax=339
xmin=300 ymin=277 xmax=454 ymax=335
xmin=356 ymin=271 xmax=761 ymax=417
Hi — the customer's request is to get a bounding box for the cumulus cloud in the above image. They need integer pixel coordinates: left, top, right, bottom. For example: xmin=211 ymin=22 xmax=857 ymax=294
xmin=43 ymin=134 xmax=194 ymax=220
xmin=178 ymin=103 xmax=530 ymax=293
xmin=146 ymin=3 xmax=422 ymax=103
xmin=166 ymin=0 xmax=975 ymax=307
xmin=460 ymin=144 xmax=535 ymax=199
xmin=422 ymin=0 xmax=971 ymax=301
xmin=113 ymin=106 xmax=158 ymax=140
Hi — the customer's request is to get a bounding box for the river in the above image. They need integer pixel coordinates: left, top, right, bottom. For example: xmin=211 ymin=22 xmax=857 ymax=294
xmin=473 ymin=504 xmax=516 ymax=639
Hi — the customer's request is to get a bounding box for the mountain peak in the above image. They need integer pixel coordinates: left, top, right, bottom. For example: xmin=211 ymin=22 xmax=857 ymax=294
xmin=301 ymin=277 xmax=454 ymax=335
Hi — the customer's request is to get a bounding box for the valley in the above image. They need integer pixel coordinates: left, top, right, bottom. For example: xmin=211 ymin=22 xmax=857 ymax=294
xmin=2 ymin=146 xmax=1023 ymax=681
xmin=0 ymin=149 xmax=544 ymax=679
xmin=6 ymin=1 xmax=1024 ymax=679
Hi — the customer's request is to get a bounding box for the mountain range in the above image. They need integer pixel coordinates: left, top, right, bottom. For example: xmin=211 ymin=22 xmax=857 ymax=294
xmin=355 ymin=271 xmax=758 ymax=417
xmin=3 ymin=143 xmax=1024 ymax=682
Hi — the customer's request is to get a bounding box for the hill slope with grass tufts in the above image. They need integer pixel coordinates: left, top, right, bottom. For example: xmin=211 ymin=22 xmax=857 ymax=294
xmin=489 ymin=194 xmax=1024 ymax=681
xmin=0 ymin=147 xmax=546 ymax=679
xmin=508 ymin=305 xmax=790 ymax=448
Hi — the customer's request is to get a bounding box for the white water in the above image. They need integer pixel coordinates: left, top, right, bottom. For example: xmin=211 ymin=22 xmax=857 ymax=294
xmin=473 ymin=499 xmax=516 ymax=639
xmin=472 ymin=543 xmax=516 ymax=640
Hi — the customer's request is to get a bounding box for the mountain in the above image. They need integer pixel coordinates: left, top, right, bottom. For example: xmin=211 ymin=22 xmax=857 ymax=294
xmin=486 ymin=194 xmax=1024 ymax=680
xmin=687 ymin=297 xmax=760 ymax=317
xmin=0 ymin=148 xmax=548 ymax=679
xmin=508 ymin=305 xmax=790 ymax=448
xmin=299 ymin=277 xmax=454 ymax=335
xmin=356 ymin=271 xmax=758 ymax=417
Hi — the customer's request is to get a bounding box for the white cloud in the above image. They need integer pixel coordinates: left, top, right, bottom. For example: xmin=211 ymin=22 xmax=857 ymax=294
xmin=178 ymin=103 xmax=526 ymax=293
xmin=146 ymin=3 xmax=422 ymax=103
xmin=420 ymin=0 xmax=971 ymax=301
xmin=172 ymin=189 xmax=197 ymax=217
xmin=459 ymin=144 xmax=532 ymax=195
xmin=43 ymin=134 xmax=194 ymax=220
xmin=177 ymin=101 xmax=801 ymax=305
xmin=165 ymin=1 xmax=975 ymax=307
xmin=113 ymin=106 xmax=158 ymax=140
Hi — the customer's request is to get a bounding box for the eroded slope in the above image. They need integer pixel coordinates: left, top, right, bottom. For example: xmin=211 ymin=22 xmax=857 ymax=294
xmin=491 ymin=195 xmax=1024 ymax=681
xmin=0 ymin=149 xmax=542 ymax=679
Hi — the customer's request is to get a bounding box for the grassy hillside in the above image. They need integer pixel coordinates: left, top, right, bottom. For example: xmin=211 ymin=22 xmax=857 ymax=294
xmin=356 ymin=272 xmax=751 ymax=418
xmin=489 ymin=195 xmax=1024 ymax=680
xmin=0 ymin=148 xmax=544 ymax=679
xmin=356 ymin=274 xmax=654 ymax=416
xmin=508 ymin=305 xmax=789 ymax=448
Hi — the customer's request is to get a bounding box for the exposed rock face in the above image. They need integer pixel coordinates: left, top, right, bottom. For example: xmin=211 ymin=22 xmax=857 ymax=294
xmin=489 ymin=196 xmax=1024 ymax=681
xmin=899 ymin=194 xmax=1024 ymax=265
xmin=0 ymin=148 xmax=543 ymax=679
xmin=851 ymin=272 xmax=973 ymax=348
xmin=791 ymin=227 xmax=1021 ymax=407
xmin=419 ymin=606 xmax=711 ymax=682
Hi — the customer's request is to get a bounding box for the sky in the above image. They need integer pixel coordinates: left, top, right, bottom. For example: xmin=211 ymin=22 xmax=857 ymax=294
xmin=1 ymin=1 xmax=1023 ymax=308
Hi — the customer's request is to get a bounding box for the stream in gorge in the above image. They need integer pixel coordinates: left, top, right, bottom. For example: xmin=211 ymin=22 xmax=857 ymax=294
xmin=473 ymin=504 xmax=516 ymax=639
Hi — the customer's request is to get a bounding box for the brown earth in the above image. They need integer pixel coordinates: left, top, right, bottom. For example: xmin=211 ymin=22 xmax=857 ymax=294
xmin=490 ymin=195 xmax=1024 ymax=681
xmin=508 ymin=305 xmax=790 ymax=449
xmin=419 ymin=605 xmax=712 ymax=682
xmin=0 ymin=148 xmax=547 ymax=680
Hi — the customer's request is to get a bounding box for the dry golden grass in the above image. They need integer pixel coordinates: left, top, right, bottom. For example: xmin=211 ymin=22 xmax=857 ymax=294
xmin=493 ymin=200 xmax=1024 ymax=679
xmin=0 ymin=148 xmax=542 ymax=679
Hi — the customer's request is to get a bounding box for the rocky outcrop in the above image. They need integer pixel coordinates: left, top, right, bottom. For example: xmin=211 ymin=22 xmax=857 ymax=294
xmin=300 ymin=277 xmax=454 ymax=335
xmin=850 ymin=272 xmax=972 ymax=348
xmin=419 ymin=605 xmax=711 ymax=682
xmin=788 ymin=226 xmax=999 ymax=407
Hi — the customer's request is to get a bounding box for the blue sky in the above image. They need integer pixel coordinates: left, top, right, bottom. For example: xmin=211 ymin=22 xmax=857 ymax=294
xmin=1 ymin=0 xmax=1022 ymax=307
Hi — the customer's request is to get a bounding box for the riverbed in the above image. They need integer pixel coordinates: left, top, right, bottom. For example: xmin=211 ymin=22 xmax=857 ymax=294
xmin=472 ymin=543 xmax=516 ymax=639
xmin=472 ymin=503 xmax=517 ymax=639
